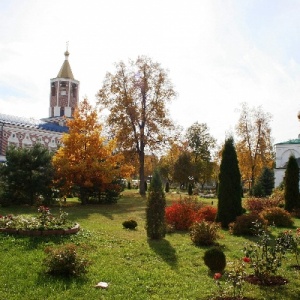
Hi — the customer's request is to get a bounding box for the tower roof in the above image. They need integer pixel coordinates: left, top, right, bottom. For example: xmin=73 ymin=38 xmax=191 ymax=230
xmin=57 ymin=50 xmax=74 ymax=79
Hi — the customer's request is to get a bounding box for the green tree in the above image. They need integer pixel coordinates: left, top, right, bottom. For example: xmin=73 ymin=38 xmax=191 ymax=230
xmin=146 ymin=169 xmax=166 ymax=239
xmin=97 ymin=56 xmax=176 ymax=196
xmin=0 ymin=144 xmax=54 ymax=206
xmin=284 ymin=155 xmax=300 ymax=212
xmin=185 ymin=122 xmax=216 ymax=186
xmin=173 ymin=151 xmax=193 ymax=189
xmin=216 ymin=137 xmax=243 ymax=228
xmin=186 ymin=122 xmax=216 ymax=162
xmin=252 ymin=167 xmax=274 ymax=197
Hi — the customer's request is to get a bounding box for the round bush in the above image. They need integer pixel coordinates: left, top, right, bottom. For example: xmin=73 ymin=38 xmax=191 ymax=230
xmin=203 ymin=247 xmax=226 ymax=273
xmin=43 ymin=243 xmax=89 ymax=277
xmin=260 ymin=207 xmax=294 ymax=227
xmin=122 ymin=219 xmax=138 ymax=229
xmin=190 ymin=220 xmax=220 ymax=246
xmin=229 ymin=213 xmax=268 ymax=236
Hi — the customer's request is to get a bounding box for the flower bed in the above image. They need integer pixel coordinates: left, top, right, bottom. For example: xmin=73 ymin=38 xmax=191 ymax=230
xmin=0 ymin=206 xmax=80 ymax=236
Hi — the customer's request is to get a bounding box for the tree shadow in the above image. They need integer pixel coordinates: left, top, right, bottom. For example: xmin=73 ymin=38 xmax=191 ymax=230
xmin=147 ymin=238 xmax=178 ymax=269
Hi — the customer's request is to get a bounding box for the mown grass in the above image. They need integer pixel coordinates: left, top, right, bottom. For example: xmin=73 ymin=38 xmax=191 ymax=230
xmin=1 ymin=190 xmax=300 ymax=299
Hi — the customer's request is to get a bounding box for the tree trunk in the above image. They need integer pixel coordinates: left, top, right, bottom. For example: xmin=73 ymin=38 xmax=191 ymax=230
xmin=139 ymin=150 xmax=145 ymax=196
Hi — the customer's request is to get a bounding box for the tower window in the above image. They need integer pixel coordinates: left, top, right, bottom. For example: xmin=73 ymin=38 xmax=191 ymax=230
xmin=51 ymin=84 xmax=56 ymax=96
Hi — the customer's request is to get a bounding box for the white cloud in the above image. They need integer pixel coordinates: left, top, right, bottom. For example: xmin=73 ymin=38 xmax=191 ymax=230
xmin=1 ymin=0 xmax=300 ymax=145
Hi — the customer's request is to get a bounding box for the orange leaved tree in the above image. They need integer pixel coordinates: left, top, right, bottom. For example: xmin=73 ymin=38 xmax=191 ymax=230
xmin=52 ymin=99 xmax=133 ymax=204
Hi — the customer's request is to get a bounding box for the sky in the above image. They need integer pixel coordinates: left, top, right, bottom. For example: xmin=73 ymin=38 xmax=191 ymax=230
xmin=1 ymin=0 xmax=300 ymax=146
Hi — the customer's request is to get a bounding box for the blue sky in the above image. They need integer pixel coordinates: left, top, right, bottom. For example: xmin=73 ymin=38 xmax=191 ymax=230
xmin=1 ymin=0 xmax=300 ymax=145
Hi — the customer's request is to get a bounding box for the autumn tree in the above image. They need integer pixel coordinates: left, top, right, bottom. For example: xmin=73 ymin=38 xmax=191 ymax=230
xmin=216 ymin=137 xmax=243 ymax=228
xmin=235 ymin=103 xmax=274 ymax=190
xmin=52 ymin=99 xmax=132 ymax=204
xmin=158 ymin=140 xmax=185 ymax=183
xmin=97 ymin=56 xmax=176 ymax=195
xmin=284 ymin=155 xmax=300 ymax=212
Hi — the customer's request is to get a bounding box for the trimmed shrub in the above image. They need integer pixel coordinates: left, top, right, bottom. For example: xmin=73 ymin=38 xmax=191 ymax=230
xmin=190 ymin=220 xmax=220 ymax=246
xmin=229 ymin=213 xmax=267 ymax=236
xmin=260 ymin=207 xmax=294 ymax=227
xmin=197 ymin=206 xmax=217 ymax=222
xmin=188 ymin=183 xmax=193 ymax=196
xmin=146 ymin=169 xmax=166 ymax=239
xmin=165 ymin=181 xmax=170 ymax=193
xmin=122 ymin=219 xmax=138 ymax=230
xmin=216 ymin=137 xmax=243 ymax=228
xmin=43 ymin=243 xmax=90 ymax=277
xmin=165 ymin=197 xmax=204 ymax=230
xmin=203 ymin=246 xmax=226 ymax=273
xmin=284 ymin=155 xmax=300 ymax=212
xmin=245 ymin=197 xmax=282 ymax=214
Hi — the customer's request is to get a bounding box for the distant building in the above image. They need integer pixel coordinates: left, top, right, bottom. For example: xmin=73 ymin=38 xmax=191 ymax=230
xmin=274 ymin=137 xmax=300 ymax=187
xmin=0 ymin=49 xmax=79 ymax=162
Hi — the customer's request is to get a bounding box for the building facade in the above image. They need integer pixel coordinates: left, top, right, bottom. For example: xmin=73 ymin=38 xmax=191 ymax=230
xmin=0 ymin=50 xmax=79 ymax=162
xmin=274 ymin=138 xmax=300 ymax=187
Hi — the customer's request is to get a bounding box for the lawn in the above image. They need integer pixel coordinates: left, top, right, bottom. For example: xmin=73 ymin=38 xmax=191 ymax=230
xmin=1 ymin=190 xmax=300 ymax=300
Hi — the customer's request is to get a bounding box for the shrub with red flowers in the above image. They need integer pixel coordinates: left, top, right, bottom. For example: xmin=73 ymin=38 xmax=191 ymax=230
xmin=165 ymin=197 xmax=204 ymax=230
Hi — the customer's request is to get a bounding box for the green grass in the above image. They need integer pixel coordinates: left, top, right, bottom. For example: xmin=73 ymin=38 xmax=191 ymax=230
xmin=1 ymin=190 xmax=300 ymax=299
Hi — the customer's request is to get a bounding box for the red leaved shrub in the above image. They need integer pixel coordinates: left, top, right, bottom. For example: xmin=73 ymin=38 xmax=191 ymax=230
xmin=197 ymin=206 xmax=217 ymax=222
xmin=260 ymin=207 xmax=294 ymax=227
xmin=165 ymin=197 xmax=204 ymax=230
xmin=245 ymin=197 xmax=281 ymax=214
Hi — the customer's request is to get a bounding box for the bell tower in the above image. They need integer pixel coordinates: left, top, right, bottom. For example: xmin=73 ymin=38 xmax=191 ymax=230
xmin=49 ymin=46 xmax=79 ymax=122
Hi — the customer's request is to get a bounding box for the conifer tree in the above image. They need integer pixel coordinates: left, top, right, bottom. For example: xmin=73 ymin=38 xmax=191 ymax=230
xmin=146 ymin=169 xmax=166 ymax=239
xmin=284 ymin=155 xmax=300 ymax=212
xmin=216 ymin=137 xmax=243 ymax=228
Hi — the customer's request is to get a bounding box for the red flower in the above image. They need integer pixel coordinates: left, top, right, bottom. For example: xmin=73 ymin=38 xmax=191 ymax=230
xmin=243 ymin=257 xmax=251 ymax=263
xmin=214 ymin=273 xmax=222 ymax=280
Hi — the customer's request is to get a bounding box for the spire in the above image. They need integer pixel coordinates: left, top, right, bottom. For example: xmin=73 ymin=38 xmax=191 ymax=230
xmin=57 ymin=44 xmax=74 ymax=79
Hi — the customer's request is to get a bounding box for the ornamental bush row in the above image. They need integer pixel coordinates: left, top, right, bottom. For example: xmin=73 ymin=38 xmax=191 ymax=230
xmin=230 ymin=207 xmax=294 ymax=236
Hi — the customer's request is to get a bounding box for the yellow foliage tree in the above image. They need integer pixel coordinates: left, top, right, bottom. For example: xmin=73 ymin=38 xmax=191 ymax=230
xmin=97 ymin=56 xmax=176 ymax=195
xmin=235 ymin=103 xmax=274 ymax=190
xmin=52 ymin=99 xmax=133 ymax=204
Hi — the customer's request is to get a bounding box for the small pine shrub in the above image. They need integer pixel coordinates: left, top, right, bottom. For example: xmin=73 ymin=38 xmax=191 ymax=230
xmin=146 ymin=169 xmax=166 ymax=239
xmin=229 ymin=213 xmax=267 ymax=236
xmin=245 ymin=197 xmax=281 ymax=214
xmin=190 ymin=220 xmax=220 ymax=246
xmin=43 ymin=243 xmax=90 ymax=277
xmin=165 ymin=197 xmax=204 ymax=230
xmin=197 ymin=206 xmax=217 ymax=222
xmin=188 ymin=183 xmax=193 ymax=196
xmin=203 ymin=246 xmax=226 ymax=273
xmin=165 ymin=181 xmax=170 ymax=193
xmin=260 ymin=207 xmax=294 ymax=227
xmin=122 ymin=219 xmax=138 ymax=229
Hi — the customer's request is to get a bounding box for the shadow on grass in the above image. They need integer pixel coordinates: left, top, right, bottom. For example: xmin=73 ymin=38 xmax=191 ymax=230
xmin=36 ymin=271 xmax=89 ymax=289
xmin=147 ymin=238 xmax=178 ymax=269
xmin=258 ymin=284 xmax=299 ymax=300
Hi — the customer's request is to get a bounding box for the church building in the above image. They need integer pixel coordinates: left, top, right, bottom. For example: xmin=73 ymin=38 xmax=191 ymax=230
xmin=274 ymin=114 xmax=300 ymax=187
xmin=0 ymin=49 xmax=79 ymax=162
